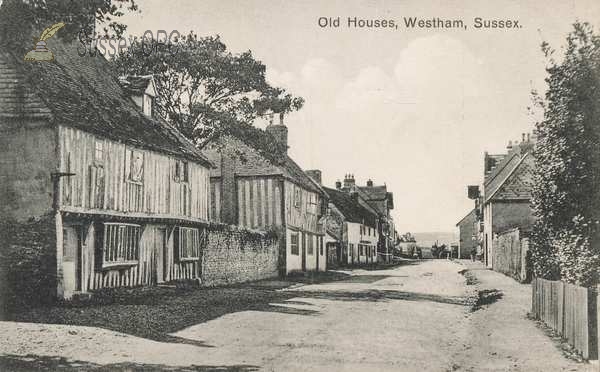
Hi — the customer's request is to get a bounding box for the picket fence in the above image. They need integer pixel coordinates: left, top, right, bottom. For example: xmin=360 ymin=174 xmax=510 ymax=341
xmin=531 ymin=277 xmax=598 ymax=360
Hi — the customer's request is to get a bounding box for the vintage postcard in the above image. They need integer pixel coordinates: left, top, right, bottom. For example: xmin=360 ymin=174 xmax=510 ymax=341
xmin=1 ymin=0 xmax=600 ymax=371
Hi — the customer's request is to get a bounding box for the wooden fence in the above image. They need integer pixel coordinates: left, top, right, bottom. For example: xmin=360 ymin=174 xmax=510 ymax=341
xmin=531 ymin=277 xmax=598 ymax=359
xmin=493 ymin=228 xmax=530 ymax=282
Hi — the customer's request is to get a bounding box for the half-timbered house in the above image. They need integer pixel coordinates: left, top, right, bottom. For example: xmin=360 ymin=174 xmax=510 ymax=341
xmin=203 ymin=117 xmax=327 ymax=274
xmin=0 ymin=40 xmax=213 ymax=299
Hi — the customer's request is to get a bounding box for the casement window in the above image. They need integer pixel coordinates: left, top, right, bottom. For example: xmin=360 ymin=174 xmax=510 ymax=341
xmin=290 ymin=233 xmax=299 ymax=255
xmin=319 ymin=237 xmax=324 ymax=255
xmin=143 ymin=94 xmax=153 ymax=117
xmin=95 ymin=141 xmax=104 ymax=164
xmin=308 ymin=193 xmax=318 ymax=214
xmin=368 ymin=227 xmax=371 ymax=236
xmin=174 ymin=227 xmax=201 ymax=261
xmin=125 ymin=149 xmax=144 ymax=184
xmin=359 ymin=244 xmax=364 ymax=256
xmin=174 ymin=160 xmax=189 ymax=183
xmin=294 ymin=188 xmax=302 ymax=209
xmin=102 ymin=223 xmax=140 ymax=268
xmin=307 ymin=234 xmax=314 ymax=255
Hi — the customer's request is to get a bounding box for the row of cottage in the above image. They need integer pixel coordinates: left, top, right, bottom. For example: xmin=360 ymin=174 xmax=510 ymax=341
xmin=456 ymin=133 xmax=535 ymax=281
xmin=0 ymin=39 xmax=394 ymax=300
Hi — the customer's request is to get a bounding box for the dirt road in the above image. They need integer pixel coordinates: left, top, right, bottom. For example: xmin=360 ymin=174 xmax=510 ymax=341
xmin=0 ymin=260 xmax=593 ymax=371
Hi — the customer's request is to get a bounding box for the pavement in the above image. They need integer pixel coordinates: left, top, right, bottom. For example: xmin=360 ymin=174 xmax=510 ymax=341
xmin=0 ymin=259 xmax=594 ymax=371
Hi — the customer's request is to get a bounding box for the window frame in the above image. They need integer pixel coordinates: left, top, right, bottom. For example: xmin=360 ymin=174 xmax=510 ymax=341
xmin=101 ymin=223 xmax=140 ymax=269
xmin=174 ymin=160 xmax=190 ymax=183
xmin=290 ymin=233 xmax=300 ymax=255
xmin=174 ymin=226 xmax=201 ymax=262
xmin=126 ymin=149 xmax=144 ymax=185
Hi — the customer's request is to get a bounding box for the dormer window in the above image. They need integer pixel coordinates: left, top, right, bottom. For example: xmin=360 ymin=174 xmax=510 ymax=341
xmin=143 ymin=93 xmax=153 ymax=117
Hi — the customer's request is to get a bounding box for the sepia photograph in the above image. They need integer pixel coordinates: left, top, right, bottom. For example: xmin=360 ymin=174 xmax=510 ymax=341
xmin=1 ymin=0 xmax=600 ymax=371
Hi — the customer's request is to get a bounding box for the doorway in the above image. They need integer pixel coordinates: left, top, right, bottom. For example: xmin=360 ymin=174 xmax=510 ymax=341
xmin=62 ymin=225 xmax=82 ymax=296
xmin=154 ymin=227 xmax=167 ymax=283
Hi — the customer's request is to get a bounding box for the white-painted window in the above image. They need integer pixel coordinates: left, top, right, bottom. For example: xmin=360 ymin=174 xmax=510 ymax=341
xmin=102 ymin=223 xmax=140 ymax=268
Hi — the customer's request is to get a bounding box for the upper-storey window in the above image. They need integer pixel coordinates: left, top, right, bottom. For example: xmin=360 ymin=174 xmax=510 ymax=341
xmin=94 ymin=141 xmax=104 ymax=164
xmin=294 ymin=188 xmax=302 ymax=209
xmin=126 ymin=149 xmax=144 ymax=184
xmin=174 ymin=160 xmax=189 ymax=183
xmin=143 ymin=93 xmax=153 ymax=117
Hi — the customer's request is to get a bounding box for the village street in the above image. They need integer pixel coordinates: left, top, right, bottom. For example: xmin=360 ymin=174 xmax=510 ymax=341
xmin=0 ymin=260 xmax=592 ymax=372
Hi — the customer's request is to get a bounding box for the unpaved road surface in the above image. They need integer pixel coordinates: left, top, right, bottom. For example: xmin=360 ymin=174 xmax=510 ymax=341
xmin=0 ymin=260 xmax=593 ymax=371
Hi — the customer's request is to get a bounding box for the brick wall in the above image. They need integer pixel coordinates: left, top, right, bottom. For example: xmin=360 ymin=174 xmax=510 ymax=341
xmin=201 ymin=225 xmax=280 ymax=286
xmin=0 ymin=214 xmax=57 ymax=315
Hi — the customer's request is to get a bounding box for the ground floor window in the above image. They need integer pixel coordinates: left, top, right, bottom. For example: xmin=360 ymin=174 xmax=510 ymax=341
xmin=102 ymin=223 xmax=140 ymax=268
xmin=175 ymin=227 xmax=201 ymax=261
xmin=307 ymin=234 xmax=314 ymax=255
xmin=319 ymin=237 xmax=324 ymax=255
xmin=291 ymin=233 xmax=299 ymax=255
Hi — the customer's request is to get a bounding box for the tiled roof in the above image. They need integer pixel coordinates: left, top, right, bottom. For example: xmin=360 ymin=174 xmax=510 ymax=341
xmin=488 ymin=153 xmax=535 ymax=201
xmin=204 ymin=135 xmax=325 ymax=195
xmin=324 ymin=187 xmax=378 ymax=227
xmin=456 ymin=208 xmax=477 ymax=227
xmin=0 ymin=40 xmax=212 ymax=168
xmin=357 ymin=185 xmax=394 ymax=212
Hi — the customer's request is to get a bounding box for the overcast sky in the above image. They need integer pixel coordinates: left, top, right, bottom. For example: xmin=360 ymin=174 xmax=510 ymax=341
xmin=121 ymin=0 xmax=600 ymax=233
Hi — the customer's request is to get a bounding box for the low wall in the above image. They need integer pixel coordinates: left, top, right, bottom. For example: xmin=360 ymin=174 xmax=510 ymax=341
xmin=493 ymin=228 xmax=530 ymax=282
xmin=201 ymin=226 xmax=280 ymax=286
xmin=0 ymin=214 xmax=57 ymax=315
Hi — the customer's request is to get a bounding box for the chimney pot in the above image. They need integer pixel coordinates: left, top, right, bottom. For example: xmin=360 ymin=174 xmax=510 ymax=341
xmin=367 ymin=179 xmax=373 ymax=187
xmin=522 ymin=133 xmax=526 ymax=142
xmin=335 ymin=180 xmax=342 ymax=189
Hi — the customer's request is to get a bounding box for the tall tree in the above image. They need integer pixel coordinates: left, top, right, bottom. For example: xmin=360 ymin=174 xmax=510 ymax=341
xmin=530 ymin=22 xmax=600 ymax=286
xmin=112 ymin=32 xmax=304 ymax=159
xmin=0 ymin=0 xmax=138 ymax=48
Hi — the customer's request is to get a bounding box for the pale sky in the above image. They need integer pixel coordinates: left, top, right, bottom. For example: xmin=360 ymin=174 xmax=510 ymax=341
xmin=121 ymin=0 xmax=600 ymax=233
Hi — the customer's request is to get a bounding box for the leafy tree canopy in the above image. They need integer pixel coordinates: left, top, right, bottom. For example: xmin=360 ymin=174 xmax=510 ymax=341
xmin=530 ymin=22 xmax=600 ymax=286
xmin=112 ymin=32 xmax=304 ymax=161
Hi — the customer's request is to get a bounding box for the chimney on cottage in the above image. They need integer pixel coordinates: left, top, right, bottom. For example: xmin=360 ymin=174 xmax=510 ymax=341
xmin=266 ymin=112 xmax=288 ymax=155
xmin=350 ymin=190 xmax=359 ymax=201
xmin=306 ymin=169 xmax=322 ymax=185
xmin=507 ymin=140 xmax=513 ymax=151
xmin=343 ymin=174 xmax=355 ymax=188
xmin=335 ymin=180 xmax=342 ymax=189
xmin=366 ymin=179 xmax=373 ymax=187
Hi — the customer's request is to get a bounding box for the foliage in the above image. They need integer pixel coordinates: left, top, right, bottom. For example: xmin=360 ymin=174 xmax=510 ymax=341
xmin=530 ymin=22 xmax=600 ymax=287
xmin=0 ymin=0 xmax=138 ymax=48
xmin=112 ymin=32 xmax=304 ymax=160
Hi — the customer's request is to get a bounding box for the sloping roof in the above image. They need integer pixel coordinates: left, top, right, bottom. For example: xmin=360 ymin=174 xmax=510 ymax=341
xmin=486 ymin=153 xmax=535 ymax=202
xmin=203 ymin=135 xmax=325 ymax=195
xmin=0 ymin=39 xmax=212 ymax=168
xmin=484 ymin=141 xmax=535 ymax=202
xmin=324 ymin=187 xmax=378 ymax=227
xmin=456 ymin=208 xmax=477 ymax=227
xmin=358 ymin=185 xmax=394 ymax=210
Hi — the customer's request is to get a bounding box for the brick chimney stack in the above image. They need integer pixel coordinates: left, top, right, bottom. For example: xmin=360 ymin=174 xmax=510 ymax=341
xmin=266 ymin=112 xmax=288 ymax=155
xmin=367 ymin=179 xmax=373 ymax=187
xmin=306 ymin=169 xmax=322 ymax=185
xmin=335 ymin=180 xmax=342 ymax=189
xmin=343 ymin=174 xmax=355 ymax=188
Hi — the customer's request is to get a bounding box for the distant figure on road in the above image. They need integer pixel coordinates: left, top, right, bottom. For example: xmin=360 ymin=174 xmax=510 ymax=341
xmin=470 ymin=247 xmax=477 ymax=261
